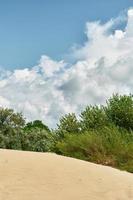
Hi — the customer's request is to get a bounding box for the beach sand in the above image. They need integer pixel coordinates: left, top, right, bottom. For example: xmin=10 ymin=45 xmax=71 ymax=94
xmin=0 ymin=149 xmax=133 ymax=200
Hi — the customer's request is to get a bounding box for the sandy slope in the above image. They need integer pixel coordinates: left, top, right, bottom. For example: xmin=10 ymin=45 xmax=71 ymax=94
xmin=0 ymin=149 xmax=133 ymax=200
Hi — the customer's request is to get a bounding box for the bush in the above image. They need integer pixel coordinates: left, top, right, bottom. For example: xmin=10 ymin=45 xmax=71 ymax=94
xmin=21 ymin=128 xmax=55 ymax=152
xmin=80 ymin=105 xmax=109 ymax=131
xmin=105 ymin=94 xmax=133 ymax=130
xmin=56 ymin=125 xmax=133 ymax=173
xmin=0 ymin=108 xmax=25 ymax=149
xmin=24 ymin=120 xmax=50 ymax=132
xmin=56 ymin=113 xmax=80 ymax=138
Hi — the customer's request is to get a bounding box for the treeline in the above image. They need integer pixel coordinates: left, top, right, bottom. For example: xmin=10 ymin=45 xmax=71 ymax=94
xmin=0 ymin=94 xmax=133 ymax=173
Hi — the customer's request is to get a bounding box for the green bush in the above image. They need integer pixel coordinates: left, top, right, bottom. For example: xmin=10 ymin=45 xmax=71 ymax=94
xmin=80 ymin=105 xmax=109 ymax=131
xmin=105 ymin=94 xmax=133 ymax=130
xmin=21 ymin=127 xmax=55 ymax=152
xmin=56 ymin=113 xmax=80 ymax=138
xmin=24 ymin=120 xmax=50 ymax=132
xmin=56 ymin=125 xmax=133 ymax=173
xmin=0 ymin=108 xmax=25 ymax=149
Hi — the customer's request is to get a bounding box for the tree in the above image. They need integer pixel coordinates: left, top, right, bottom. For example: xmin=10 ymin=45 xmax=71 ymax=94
xmin=56 ymin=113 xmax=80 ymax=138
xmin=0 ymin=108 xmax=25 ymax=149
xmin=22 ymin=120 xmax=53 ymax=152
xmin=21 ymin=127 xmax=54 ymax=152
xmin=24 ymin=120 xmax=50 ymax=132
xmin=105 ymin=94 xmax=133 ymax=130
xmin=80 ymin=105 xmax=108 ymax=131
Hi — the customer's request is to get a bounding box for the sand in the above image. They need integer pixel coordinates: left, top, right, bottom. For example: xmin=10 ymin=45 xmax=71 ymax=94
xmin=0 ymin=149 xmax=133 ymax=200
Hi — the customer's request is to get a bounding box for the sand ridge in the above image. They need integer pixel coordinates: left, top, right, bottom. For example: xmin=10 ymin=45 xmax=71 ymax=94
xmin=0 ymin=149 xmax=133 ymax=200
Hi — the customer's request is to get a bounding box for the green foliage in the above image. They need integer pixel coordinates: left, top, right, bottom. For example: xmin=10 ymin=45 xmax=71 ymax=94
xmin=0 ymin=108 xmax=25 ymax=129
xmin=21 ymin=128 xmax=54 ymax=152
xmin=80 ymin=105 xmax=109 ymax=131
xmin=24 ymin=120 xmax=50 ymax=132
xmin=56 ymin=113 xmax=80 ymax=138
xmin=105 ymin=94 xmax=133 ymax=130
xmin=0 ymin=108 xmax=25 ymax=149
xmin=22 ymin=120 xmax=54 ymax=152
xmin=56 ymin=126 xmax=133 ymax=173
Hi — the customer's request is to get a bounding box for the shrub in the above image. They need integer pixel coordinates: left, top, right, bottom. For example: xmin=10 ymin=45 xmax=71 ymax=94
xmin=24 ymin=120 xmax=50 ymax=132
xmin=56 ymin=125 xmax=133 ymax=173
xmin=105 ymin=94 xmax=133 ymax=130
xmin=0 ymin=108 xmax=25 ymax=149
xmin=21 ymin=127 xmax=55 ymax=152
xmin=56 ymin=113 xmax=80 ymax=138
xmin=80 ymin=105 xmax=109 ymax=131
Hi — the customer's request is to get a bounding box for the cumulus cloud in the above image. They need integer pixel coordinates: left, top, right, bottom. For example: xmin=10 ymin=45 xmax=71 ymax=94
xmin=39 ymin=55 xmax=66 ymax=77
xmin=0 ymin=8 xmax=133 ymax=127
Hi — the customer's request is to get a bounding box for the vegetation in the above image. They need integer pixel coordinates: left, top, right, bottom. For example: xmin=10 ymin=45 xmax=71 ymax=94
xmin=56 ymin=113 xmax=80 ymax=138
xmin=80 ymin=105 xmax=109 ymax=131
xmin=56 ymin=126 xmax=133 ymax=172
xmin=0 ymin=94 xmax=133 ymax=173
xmin=105 ymin=94 xmax=133 ymax=130
xmin=21 ymin=127 xmax=54 ymax=152
xmin=0 ymin=108 xmax=25 ymax=149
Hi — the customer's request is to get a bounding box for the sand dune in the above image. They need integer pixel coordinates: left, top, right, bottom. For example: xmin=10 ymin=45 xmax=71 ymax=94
xmin=0 ymin=149 xmax=133 ymax=200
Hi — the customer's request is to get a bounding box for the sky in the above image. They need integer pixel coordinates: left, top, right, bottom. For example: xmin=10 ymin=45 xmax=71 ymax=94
xmin=0 ymin=1 xmax=133 ymax=127
xmin=0 ymin=0 xmax=132 ymax=69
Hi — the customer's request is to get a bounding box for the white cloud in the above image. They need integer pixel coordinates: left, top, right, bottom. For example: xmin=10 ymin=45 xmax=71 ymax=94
xmin=0 ymin=8 xmax=133 ymax=127
xmin=0 ymin=96 xmax=10 ymax=107
xmin=128 ymin=8 xmax=133 ymax=17
xmin=39 ymin=55 xmax=66 ymax=77
xmin=13 ymin=68 xmax=37 ymax=82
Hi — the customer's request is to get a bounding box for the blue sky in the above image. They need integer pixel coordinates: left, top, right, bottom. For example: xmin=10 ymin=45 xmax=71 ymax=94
xmin=0 ymin=0 xmax=132 ymax=69
xmin=1 ymin=1 xmax=133 ymax=127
